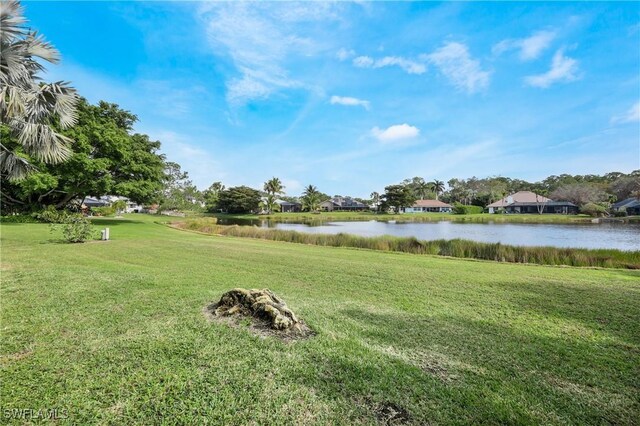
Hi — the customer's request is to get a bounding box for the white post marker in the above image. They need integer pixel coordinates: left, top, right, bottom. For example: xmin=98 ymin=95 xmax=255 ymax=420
xmin=105 ymin=228 xmax=110 ymax=240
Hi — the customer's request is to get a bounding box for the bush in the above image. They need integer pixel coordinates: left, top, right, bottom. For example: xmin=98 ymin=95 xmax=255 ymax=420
xmin=452 ymin=203 xmax=484 ymax=215
xmin=580 ymin=203 xmax=608 ymax=217
xmin=34 ymin=205 xmax=73 ymax=223
xmin=613 ymin=208 xmax=627 ymax=217
xmin=52 ymin=215 xmax=95 ymax=243
xmin=0 ymin=214 xmax=39 ymax=223
xmin=91 ymin=206 xmax=115 ymax=217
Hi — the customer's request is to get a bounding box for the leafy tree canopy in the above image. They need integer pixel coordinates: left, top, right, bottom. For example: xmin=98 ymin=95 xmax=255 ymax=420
xmin=216 ymin=186 xmax=261 ymax=214
xmin=1 ymin=98 xmax=166 ymax=213
xmin=159 ymin=162 xmax=203 ymax=212
xmin=382 ymin=184 xmax=417 ymax=213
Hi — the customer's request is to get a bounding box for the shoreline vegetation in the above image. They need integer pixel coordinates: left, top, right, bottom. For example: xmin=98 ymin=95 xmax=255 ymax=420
xmin=208 ymin=211 xmax=640 ymax=224
xmin=172 ymin=218 xmax=640 ymax=270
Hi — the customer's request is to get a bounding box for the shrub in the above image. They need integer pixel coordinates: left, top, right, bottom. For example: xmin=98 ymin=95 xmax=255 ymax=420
xmin=0 ymin=214 xmax=39 ymax=223
xmin=613 ymin=208 xmax=627 ymax=217
xmin=91 ymin=206 xmax=115 ymax=217
xmin=53 ymin=215 xmax=95 ymax=243
xmin=452 ymin=203 xmax=484 ymax=215
xmin=580 ymin=203 xmax=608 ymax=217
xmin=34 ymin=205 xmax=73 ymax=223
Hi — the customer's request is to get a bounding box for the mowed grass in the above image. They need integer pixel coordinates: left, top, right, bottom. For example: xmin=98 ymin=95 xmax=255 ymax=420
xmin=1 ymin=215 xmax=639 ymax=425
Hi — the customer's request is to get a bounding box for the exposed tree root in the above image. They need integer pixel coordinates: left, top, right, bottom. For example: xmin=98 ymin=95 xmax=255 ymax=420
xmin=205 ymin=288 xmax=313 ymax=340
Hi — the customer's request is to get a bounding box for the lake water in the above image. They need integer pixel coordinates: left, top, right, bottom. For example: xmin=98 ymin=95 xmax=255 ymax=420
xmin=218 ymin=219 xmax=640 ymax=251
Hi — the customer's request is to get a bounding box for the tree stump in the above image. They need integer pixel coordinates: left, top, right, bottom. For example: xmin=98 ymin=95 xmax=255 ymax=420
xmin=209 ymin=288 xmax=310 ymax=337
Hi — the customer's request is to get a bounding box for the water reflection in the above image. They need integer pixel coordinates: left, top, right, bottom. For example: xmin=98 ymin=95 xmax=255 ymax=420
xmin=216 ymin=218 xmax=640 ymax=250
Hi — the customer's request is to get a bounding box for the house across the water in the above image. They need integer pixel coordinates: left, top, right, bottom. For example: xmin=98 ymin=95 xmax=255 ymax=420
xmin=82 ymin=195 xmax=143 ymax=213
xmin=260 ymin=198 xmax=302 ymax=213
xmin=404 ymin=199 xmax=453 ymax=213
xmin=487 ymin=191 xmax=578 ymax=214
xmin=612 ymin=197 xmax=640 ymax=215
xmin=277 ymin=200 xmax=302 ymax=213
xmin=320 ymin=197 xmax=368 ymax=212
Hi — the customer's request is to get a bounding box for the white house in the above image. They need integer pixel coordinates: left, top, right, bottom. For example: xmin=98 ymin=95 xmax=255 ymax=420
xmin=404 ymin=199 xmax=453 ymax=213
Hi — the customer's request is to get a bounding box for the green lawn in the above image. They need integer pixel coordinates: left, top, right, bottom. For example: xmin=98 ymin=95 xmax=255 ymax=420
xmin=2 ymin=215 xmax=639 ymax=424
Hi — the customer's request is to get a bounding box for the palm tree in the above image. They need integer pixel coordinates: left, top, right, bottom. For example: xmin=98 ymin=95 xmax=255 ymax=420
xmin=370 ymin=191 xmax=380 ymax=212
xmin=1 ymin=0 xmax=78 ymax=180
xmin=415 ymin=181 xmax=431 ymax=199
xmin=262 ymin=177 xmax=284 ymax=213
xmin=302 ymin=184 xmax=321 ymax=212
xmin=263 ymin=177 xmax=284 ymax=196
xmin=430 ymin=180 xmax=445 ymax=200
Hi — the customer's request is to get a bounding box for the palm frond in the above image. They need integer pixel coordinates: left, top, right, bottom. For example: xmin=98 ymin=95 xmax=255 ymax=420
xmin=0 ymin=143 xmax=35 ymax=180
xmin=0 ymin=0 xmax=77 ymax=179
xmin=11 ymin=119 xmax=72 ymax=163
xmin=0 ymin=1 xmax=26 ymax=44
xmin=25 ymin=31 xmax=60 ymax=64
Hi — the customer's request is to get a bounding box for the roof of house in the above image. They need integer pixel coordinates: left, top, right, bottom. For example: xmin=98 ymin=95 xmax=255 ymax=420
xmin=324 ymin=197 xmax=367 ymax=208
xmin=486 ymin=191 xmax=551 ymax=208
xmin=613 ymin=197 xmax=640 ymax=209
xmin=507 ymin=201 xmax=577 ymax=207
xmin=411 ymin=199 xmax=453 ymax=208
xmin=83 ymin=197 xmax=110 ymax=206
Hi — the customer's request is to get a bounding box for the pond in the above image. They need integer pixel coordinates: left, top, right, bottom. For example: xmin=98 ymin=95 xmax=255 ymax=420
xmin=217 ymin=218 xmax=640 ymax=251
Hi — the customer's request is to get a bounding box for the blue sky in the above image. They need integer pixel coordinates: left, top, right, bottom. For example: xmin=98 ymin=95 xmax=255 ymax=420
xmin=28 ymin=1 xmax=640 ymax=197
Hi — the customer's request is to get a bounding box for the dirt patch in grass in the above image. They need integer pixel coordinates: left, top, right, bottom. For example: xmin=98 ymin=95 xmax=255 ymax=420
xmin=367 ymin=400 xmax=412 ymax=425
xmin=204 ymin=288 xmax=315 ymax=342
xmin=0 ymin=349 xmax=34 ymax=364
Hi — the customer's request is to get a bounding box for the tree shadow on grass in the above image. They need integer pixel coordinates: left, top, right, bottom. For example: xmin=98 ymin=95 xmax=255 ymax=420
xmin=291 ymin=307 xmax=638 ymax=425
xmin=88 ymin=218 xmax=144 ymax=226
xmin=490 ymin=277 xmax=640 ymax=346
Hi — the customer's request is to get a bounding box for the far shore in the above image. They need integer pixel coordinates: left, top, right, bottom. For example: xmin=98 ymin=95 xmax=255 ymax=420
xmin=206 ymin=211 xmax=640 ymax=224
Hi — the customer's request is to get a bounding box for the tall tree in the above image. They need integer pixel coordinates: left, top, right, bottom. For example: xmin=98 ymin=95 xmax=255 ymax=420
xmin=263 ymin=177 xmax=284 ymax=214
xmin=203 ymin=181 xmax=225 ymax=212
xmin=382 ymin=184 xmax=416 ymax=213
xmin=0 ymin=0 xmax=78 ymax=179
xmin=550 ymin=183 xmax=607 ymax=207
xmin=159 ymin=162 xmax=203 ymax=212
xmin=370 ymin=191 xmax=380 ymax=212
xmin=430 ymin=180 xmax=445 ymax=200
xmin=0 ymin=99 xmax=166 ymax=213
xmin=301 ymin=184 xmax=321 ymax=212
xmin=217 ymin=186 xmax=261 ymax=214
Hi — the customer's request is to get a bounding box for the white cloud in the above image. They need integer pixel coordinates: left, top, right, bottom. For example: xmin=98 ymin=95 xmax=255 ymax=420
xmin=525 ymin=49 xmax=580 ymax=88
xmin=611 ymin=102 xmax=640 ymax=124
xmin=353 ymin=55 xmax=426 ymax=74
xmin=375 ymin=56 xmax=426 ymax=74
xmin=146 ymin=130 xmax=225 ymax=189
xmin=353 ymin=55 xmax=374 ymax=67
xmin=330 ymin=95 xmax=370 ymax=110
xmin=493 ymin=30 xmax=556 ymax=61
xmin=199 ymin=2 xmax=339 ymax=106
xmin=424 ymin=42 xmax=490 ymax=93
xmin=371 ymin=123 xmax=420 ymax=143
xmin=281 ymin=178 xmax=303 ymax=194
xmin=336 ymin=48 xmax=355 ymax=61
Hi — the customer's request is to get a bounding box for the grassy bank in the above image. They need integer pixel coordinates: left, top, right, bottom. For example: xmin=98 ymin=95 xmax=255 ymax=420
xmin=176 ymin=219 xmax=640 ymax=269
xmin=211 ymin=211 xmax=603 ymax=224
xmin=2 ymin=215 xmax=639 ymax=424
